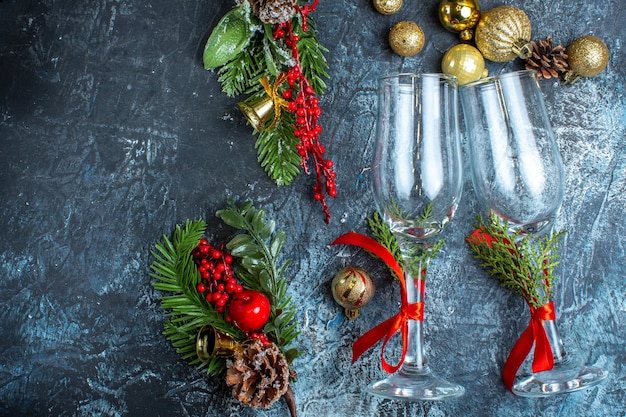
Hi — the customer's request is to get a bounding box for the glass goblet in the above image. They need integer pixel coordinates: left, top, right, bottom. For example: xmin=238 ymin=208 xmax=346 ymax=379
xmin=460 ymin=70 xmax=608 ymax=396
xmin=370 ymin=73 xmax=465 ymax=400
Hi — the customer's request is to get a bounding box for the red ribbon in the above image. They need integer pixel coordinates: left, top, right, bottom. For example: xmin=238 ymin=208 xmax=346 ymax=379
xmin=331 ymin=232 xmax=424 ymax=374
xmin=502 ymin=301 xmax=556 ymax=391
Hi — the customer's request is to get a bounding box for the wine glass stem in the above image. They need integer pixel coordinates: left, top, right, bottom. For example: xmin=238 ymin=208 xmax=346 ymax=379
xmin=402 ymin=259 xmax=428 ymax=370
xmin=543 ymin=318 xmax=567 ymax=363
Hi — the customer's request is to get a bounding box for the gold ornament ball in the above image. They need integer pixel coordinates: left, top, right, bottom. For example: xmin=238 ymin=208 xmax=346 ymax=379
xmin=331 ymin=266 xmax=375 ymax=319
xmin=474 ymin=5 xmax=532 ymax=62
xmin=441 ymin=44 xmax=487 ymax=85
xmin=438 ymin=0 xmax=481 ymax=41
xmin=388 ymin=21 xmax=425 ymax=57
xmin=565 ymin=35 xmax=609 ymax=83
xmin=373 ymin=0 xmax=402 ymax=15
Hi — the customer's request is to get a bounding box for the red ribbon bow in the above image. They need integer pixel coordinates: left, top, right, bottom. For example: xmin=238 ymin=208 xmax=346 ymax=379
xmin=331 ymin=232 xmax=424 ymax=374
xmin=502 ymin=301 xmax=556 ymax=391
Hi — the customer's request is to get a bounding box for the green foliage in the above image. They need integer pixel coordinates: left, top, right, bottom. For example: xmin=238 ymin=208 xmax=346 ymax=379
xmin=255 ymin=110 xmax=302 ymax=186
xmin=151 ymin=202 xmax=302 ymax=376
xmin=216 ymin=199 xmax=301 ymax=358
xmin=210 ymin=12 xmax=328 ymax=186
xmin=366 ymin=211 xmax=445 ymax=280
xmin=293 ymin=15 xmax=329 ymax=95
xmin=467 ymin=211 xmax=566 ymax=308
xmin=151 ymin=220 xmax=242 ymax=376
xmin=203 ymin=5 xmax=254 ymax=70
xmin=366 ymin=211 xmax=403 ymax=278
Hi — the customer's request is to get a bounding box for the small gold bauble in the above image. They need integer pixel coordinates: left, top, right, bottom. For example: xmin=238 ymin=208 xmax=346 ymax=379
xmin=438 ymin=0 xmax=481 ymax=41
xmin=373 ymin=0 xmax=402 ymax=15
xmin=564 ymin=35 xmax=609 ymax=83
xmin=441 ymin=44 xmax=486 ymax=85
xmin=474 ymin=5 xmax=532 ymax=62
xmin=388 ymin=21 xmax=425 ymax=57
xmin=331 ymin=266 xmax=375 ymax=319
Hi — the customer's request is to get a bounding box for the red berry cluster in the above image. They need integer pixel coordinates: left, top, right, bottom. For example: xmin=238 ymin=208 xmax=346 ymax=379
xmin=273 ymin=1 xmax=336 ymax=223
xmin=192 ymin=238 xmax=270 ymax=346
xmin=192 ymin=238 xmax=242 ymax=314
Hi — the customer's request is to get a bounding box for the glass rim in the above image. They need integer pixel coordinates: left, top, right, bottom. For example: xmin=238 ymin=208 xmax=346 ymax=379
xmin=459 ymin=69 xmax=538 ymax=89
xmin=378 ymin=72 xmax=458 ymax=84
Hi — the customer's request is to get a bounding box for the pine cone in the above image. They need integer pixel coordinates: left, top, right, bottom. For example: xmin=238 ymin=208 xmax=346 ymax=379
xmin=525 ymin=36 xmax=569 ymax=79
xmin=237 ymin=0 xmax=297 ymax=24
xmin=225 ymin=340 xmax=291 ymax=409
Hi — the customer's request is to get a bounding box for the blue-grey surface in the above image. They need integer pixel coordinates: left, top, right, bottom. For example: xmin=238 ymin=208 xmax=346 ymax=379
xmin=0 ymin=0 xmax=624 ymax=416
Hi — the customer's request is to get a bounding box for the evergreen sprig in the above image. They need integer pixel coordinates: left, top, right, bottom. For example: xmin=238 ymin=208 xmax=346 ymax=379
xmin=216 ymin=199 xmax=301 ymax=363
xmin=255 ymin=110 xmax=302 ymax=185
xmin=151 ymin=219 xmax=241 ymax=376
xmin=293 ymin=15 xmax=329 ymax=95
xmin=205 ymin=3 xmax=329 ymax=188
xmin=467 ymin=212 xmax=566 ymax=308
xmin=151 ymin=202 xmax=301 ymax=375
xmin=366 ymin=211 xmax=445 ymax=280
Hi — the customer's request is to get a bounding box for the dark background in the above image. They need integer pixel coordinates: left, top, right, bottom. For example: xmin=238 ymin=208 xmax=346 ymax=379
xmin=1 ymin=0 xmax=624 ymax=416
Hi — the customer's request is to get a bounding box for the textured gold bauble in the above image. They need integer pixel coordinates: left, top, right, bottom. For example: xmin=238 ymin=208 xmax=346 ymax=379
xmin=474 ymin=5 xmax=532 ymax=62
xmin=441 ymin=44 xmax=486 ymax=85
xmin=331 ymin=266 xmax=375 ymax=319
xmin=438 ymin=0 xmax=481 ymax=41
xmin=373 ymin=0 xmax=402 ymax=15
xmin=388 ymin=21 xmax=425 ymax=57
xmin=564 ymin=35 xmax=610 ymax=83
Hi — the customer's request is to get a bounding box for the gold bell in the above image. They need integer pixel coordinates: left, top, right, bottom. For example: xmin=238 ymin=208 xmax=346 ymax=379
xmin=196 ymin=325 xmax=241 ymax=360
xmin=238 ymin=95 xmax=274 ymax=131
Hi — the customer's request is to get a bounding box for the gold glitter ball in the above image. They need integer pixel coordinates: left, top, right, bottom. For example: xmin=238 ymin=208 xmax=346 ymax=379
xmin=331 ymin=266 xmax=375 ymax=319
xmin=566 ymin=35 xmax=609 ymax=79
xmin=388 ymin=21 xmax=425 ymax=57
xmin=474 ymin=5 xmax=532 ymax=62
xmin=373 ymin=0 xmax=402 ymax=15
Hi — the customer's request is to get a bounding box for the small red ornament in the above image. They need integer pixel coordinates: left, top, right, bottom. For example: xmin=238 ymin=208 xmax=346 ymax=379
xmin=228 ymin=290 xmax=271 ymax=332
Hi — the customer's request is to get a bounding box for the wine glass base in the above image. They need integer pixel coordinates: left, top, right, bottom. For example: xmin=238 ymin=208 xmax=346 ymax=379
xmin=366 ymin=365 xmax=465 ymax=401
xmin=512 ymin=356 xmax=608 ymax=397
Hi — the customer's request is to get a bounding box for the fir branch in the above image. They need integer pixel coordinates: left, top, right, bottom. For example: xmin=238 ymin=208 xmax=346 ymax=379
xmin=366 ymin=211 xmax=403 ymax=278
xmin=467 ymin=212 xmax=565 ymax=308
xmin=216 ymin=199 xmax=301 ymax=354
xmin=217 ymin=37 xmax=266 ymax=98
xmin=293 ymin=15 xmax=329 ymax=95
xmin=150 ymin=220 xmax=243 ymax=376
xmin=255 ymin=110 xmax=302 ymax=186
xmin=366 ymin=211 xmax=445 ymax=280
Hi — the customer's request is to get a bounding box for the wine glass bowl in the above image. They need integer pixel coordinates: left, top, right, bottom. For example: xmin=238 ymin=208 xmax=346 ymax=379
xmin=369 ymin=73 xmax=465 ymax=400
xmin=374 ymin=73 xmax=463 ymax=242
xmin=460 ymin=70 xmax=564 ymax=236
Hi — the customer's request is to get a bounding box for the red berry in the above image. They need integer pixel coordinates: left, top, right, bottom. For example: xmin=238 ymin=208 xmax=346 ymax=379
xmin=196 ymin=283 xmax=206 ymax=293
